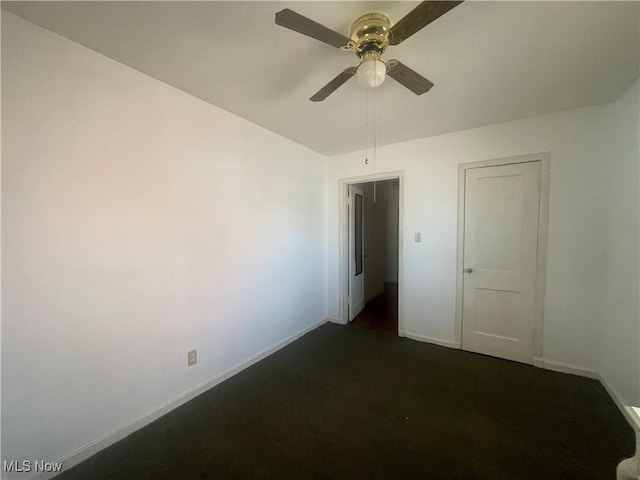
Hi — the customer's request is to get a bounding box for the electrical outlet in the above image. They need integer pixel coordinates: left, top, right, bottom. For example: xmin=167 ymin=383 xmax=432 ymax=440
xmin=188 ymin=349 xmax=197 ymax=366
xmin=415 ymin=232 xmax=422 ymax=243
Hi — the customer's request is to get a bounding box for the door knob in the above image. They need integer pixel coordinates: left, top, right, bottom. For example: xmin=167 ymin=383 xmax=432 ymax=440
xmin=464 ymin=268 xmax=473 ymax=273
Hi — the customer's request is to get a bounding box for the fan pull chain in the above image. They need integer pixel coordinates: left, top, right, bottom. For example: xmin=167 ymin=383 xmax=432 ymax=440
xmin=364 ymin=87 xmax=369 ymax=166
xmin=373 ymin=83 xmax=377 ymax=203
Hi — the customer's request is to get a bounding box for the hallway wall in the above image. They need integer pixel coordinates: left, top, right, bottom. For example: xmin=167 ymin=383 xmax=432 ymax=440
xmin=360 ymin=180 xmax=399 ymax=303
xmin=361 ymin=182 xmax=386 ymax=303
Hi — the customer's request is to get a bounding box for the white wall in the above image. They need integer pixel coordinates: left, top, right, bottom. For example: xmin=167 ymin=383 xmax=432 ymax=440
xmin=598 ymin=80 xmax=640 ymax=406
xmin=1 ymin=12 xmax=327 ymax=472
xmin=3 ymin=9 xmax=637 ymax=475
xmin=327 ymin=82 xmax=639 ymax=406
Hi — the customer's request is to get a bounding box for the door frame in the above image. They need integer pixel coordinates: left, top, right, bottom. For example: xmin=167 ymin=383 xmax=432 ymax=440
xmin=338 ymin=171 xmax=404 ymax=335
xmin=455 ymin=153 xmax=550 ymax=364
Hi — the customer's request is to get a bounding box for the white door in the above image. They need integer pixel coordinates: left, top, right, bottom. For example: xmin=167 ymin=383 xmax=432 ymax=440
xmin=461 ymin=161 xmax=541 ymax=364
xmin=348 ymin=184 xmax=365 ymax=321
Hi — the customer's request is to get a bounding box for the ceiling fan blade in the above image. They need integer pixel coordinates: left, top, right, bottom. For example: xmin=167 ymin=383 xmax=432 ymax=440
xmin=275 ymin=9 xmax=351 ymax=49
xmin=310 ymin=66 xmax=358 ymax=102
xmin=388 ymin=1 xmax=464 ymax=46
xmin=386 ymin=60 xmax=434 ymax=95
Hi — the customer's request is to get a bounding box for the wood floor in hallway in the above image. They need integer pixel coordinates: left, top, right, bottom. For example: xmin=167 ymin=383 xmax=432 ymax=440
xmin=352 ymin=282 xmax=398 ymax=334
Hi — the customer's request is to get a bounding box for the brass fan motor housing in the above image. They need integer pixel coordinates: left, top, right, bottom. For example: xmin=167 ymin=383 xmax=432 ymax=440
xmin=274 ymin=1 xmax=460 ymax=101
xmin=349 ymin=13 xmax=391 ymax=57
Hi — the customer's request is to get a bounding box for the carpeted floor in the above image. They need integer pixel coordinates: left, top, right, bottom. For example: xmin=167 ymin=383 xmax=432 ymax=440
xmin=55 ymin=323 xmax=634 ymax=480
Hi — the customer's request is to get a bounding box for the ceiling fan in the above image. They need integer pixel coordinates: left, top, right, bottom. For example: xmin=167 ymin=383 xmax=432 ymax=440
xmin=275 ymin=1 xmax=464 ymax=102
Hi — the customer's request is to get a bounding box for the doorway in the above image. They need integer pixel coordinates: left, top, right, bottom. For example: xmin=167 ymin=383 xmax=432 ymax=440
xmin=456 ymin=154 xmax=550 ymax=365
xmin=340 ymin=173 xmax=403 ymax=335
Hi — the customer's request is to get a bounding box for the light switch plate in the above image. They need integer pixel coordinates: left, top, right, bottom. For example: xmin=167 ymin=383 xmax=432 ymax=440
xmin=415 ymin=232 xmax=422 ymax=243
xmin=188 ymin=349 xmax=197 ymax=366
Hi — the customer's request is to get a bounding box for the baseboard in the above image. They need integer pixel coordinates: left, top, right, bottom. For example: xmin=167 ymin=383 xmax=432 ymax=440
xmin=25 ymin=319 xmax=631 ymax=480
xmin=538 ymin=359 xmax=633 ymax=426
xmin=539 ymin=359 xmax=599 ymax=379
xmin=403 ymin=331 xmax=461 ymax=349
xmin=32 ymin=318 xmax=328 ymax=480
xmin=597 ymin=373 xmax=637 ymax=427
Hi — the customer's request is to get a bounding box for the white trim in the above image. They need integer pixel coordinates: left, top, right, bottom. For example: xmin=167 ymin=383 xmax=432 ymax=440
xmin=22 ymin=314 xmax=631 ymax=480
xmin=533 ymin=357 xmax=545 ymax=368
xmin=338 ymin=171 xmax=405 ymax=334
xmin=455 ymin=152 xmax=551 ymax=361
xmin=597 ymin=373 xmax=637 ymax=428
xmin=403 ymin=331 xmax=461 ymax=349
xmin=455 ymin=167 xmax=466 ymax=345
xmin=534 ymin=359 xmax=632 ymax=424
xmin=326 ymin=317 xmax=342 ymax=324
xmin=541 ymin=359 xmax=599 ymax=379
xmin=28 ymin=318 xmax=328 ymax=480
xmin=534 ymin=157 xmax=551 ymax=357
xmin=627 ymin=407 xmax=640 ymax=431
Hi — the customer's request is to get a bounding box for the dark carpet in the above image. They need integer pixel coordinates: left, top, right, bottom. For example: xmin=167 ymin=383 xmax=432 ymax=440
xmin=55 ymin=323 xmax=634 ymax=480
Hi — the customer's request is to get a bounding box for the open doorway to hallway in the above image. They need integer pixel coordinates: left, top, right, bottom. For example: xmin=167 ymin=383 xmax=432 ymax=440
xmin=348 ymin=178 xmax=399 ymax=334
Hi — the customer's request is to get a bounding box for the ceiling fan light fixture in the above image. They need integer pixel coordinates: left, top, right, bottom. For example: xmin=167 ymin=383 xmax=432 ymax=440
xmin=357 ymin=56 xmax=385 ymax=88
xmin=275 ymin=2 xmax=464 ymax=101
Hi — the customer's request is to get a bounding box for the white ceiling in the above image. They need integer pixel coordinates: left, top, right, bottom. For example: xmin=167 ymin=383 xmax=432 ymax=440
xmin=3 ymin=1 xmax=639 ymax=156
